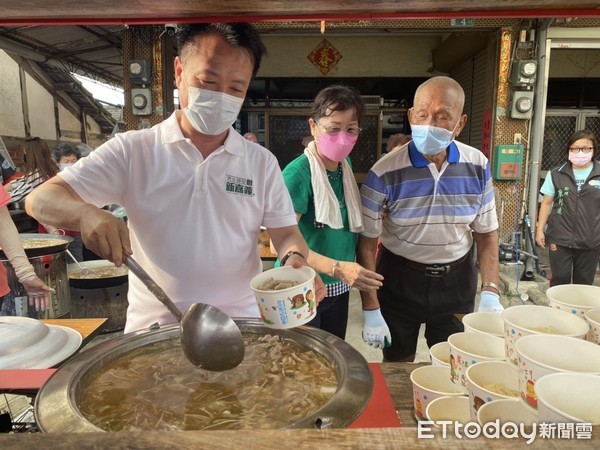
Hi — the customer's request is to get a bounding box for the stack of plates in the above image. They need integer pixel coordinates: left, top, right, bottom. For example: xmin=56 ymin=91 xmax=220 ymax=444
xmin=0 ymin=316 xmax=82 ymax=369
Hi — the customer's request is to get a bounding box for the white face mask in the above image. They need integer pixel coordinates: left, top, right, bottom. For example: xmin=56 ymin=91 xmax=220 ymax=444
xmin=183 ymin=86 xmax=244 ymax=135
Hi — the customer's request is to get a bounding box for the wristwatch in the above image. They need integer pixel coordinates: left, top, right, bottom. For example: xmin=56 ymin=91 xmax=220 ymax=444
xmin=280 ymin=250 xmax=305 ymax=266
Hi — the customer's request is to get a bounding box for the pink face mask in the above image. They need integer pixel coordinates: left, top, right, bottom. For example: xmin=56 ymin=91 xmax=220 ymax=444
xmin=316 ymin=131 xmax=358 ymax=162
xmin=569 ymin=151 xmax=593 ymax=167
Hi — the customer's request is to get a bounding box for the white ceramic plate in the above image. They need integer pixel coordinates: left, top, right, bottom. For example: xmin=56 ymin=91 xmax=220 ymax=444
xmin=0 ymin=318 xmax=82 ymax=369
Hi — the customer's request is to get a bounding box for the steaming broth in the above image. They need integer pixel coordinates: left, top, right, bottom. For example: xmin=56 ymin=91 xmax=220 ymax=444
xmin=21 ymin=238 xmax=64 ymax=249
xmin=69 ymin=266 xmax=128 ymax=279
xmin=78 ymin=334 xmax=338 ymax=431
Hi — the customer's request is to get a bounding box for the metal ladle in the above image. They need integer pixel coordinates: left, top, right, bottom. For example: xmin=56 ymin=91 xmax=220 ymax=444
xmin=123 ymin=254 xmax=245 ymax=371
xmin=65 ymin=249 xmax=93 ymax=277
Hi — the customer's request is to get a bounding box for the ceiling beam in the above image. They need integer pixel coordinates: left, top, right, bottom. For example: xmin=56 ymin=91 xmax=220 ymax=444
xmin=0 ymin=1 xmax=599 ymax=25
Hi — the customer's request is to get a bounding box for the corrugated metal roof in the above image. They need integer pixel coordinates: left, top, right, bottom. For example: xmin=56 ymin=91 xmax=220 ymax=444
xmin=0 ymin=25 xmax=123 ymax=134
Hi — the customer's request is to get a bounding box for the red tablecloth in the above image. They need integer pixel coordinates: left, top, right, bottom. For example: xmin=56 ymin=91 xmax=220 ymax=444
xmin=349 ymin=363 xmax=402 ymax=428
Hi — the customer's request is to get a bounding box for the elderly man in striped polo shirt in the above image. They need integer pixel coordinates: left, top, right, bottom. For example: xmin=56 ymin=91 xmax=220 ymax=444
xmin=357 ymin=76 xmax=501 ymax=362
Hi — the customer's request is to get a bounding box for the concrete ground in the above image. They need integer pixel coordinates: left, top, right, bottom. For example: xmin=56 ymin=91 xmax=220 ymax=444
xmin=345 ymin=242 xmax=600 ymax=363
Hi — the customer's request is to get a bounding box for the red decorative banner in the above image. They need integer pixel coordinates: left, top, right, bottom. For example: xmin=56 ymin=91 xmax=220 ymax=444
xmin=307 ymin=39 xmax=343 ymax=76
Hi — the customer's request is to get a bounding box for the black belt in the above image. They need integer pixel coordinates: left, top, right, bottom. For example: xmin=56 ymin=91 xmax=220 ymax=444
xmin=393 ymin=252 xmax=470 ymax=277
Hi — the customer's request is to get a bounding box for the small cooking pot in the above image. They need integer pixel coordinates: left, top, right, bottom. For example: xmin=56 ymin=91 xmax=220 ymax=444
xmin=67 ymin=260 xmax=128 ymax=289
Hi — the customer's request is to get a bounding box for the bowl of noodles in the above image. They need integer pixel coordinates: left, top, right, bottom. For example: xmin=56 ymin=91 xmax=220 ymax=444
xmin=465 ymin=360 xmax=520 ymax=420
xmin=501 ymin=305 xmax=589 ymax=368
xmin=35 ymin=319 xmax=373 ymax=432
xmin=250 ymin=266 xmax=317 ymax=329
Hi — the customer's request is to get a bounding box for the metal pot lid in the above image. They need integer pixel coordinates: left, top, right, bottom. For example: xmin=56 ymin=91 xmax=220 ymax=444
xmin=0 ymin=316 xmax=82 ymax=369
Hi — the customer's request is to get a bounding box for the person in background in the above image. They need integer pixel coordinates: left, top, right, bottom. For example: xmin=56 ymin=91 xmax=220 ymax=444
xmin=243 ymin=132 xmax=258 ymax=143
xmin=536 ymin=129 xmax=600 ymax=286
xmin=1 ymin=156 xmax=54 ymax=313
xmin=278 ymin=85 xmax=383 ymax=340
xmin=26 ymin=23 xmax=325 ymax=334
xmin=357 ymin=76 xmax=500 ymax=360
xmin=386 ymin=133 xmax=411 ymax=153
xmin=5 ymin=137 xmax=58 ymax=204
xmin=53 ymin=142 xmax=82 ymax=169
xmin=39 ymin=142 xmax=86 ymax=261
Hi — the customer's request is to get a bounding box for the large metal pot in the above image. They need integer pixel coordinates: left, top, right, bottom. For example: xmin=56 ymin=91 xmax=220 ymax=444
xmin=35 ymin=320 xmax=373 ymax=431
xmin=0 ymin=233 xmax=73 ymax=318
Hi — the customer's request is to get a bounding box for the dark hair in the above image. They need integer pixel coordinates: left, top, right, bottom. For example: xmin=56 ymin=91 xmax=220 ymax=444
xmin=310 ymin=85 xmax=364 ymax=127
xmin=566 ymin=129 xmax=598 ymax=159
xmin=177 ymin=23 xmax=267 ymax=78
xmin=21 ymin=137 xmax=59 ymax=181
xmin=53 ymin=142 xmax=82 ymax=163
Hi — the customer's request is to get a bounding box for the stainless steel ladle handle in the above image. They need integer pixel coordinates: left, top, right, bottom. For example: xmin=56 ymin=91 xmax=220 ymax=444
xmin=123 ymin=254 xmax=183 ymax=322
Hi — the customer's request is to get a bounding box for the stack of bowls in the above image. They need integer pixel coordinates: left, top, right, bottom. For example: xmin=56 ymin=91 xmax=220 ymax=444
xmin=546 ymin=284 xmax=600 ymax=318
xmin=501 ymin=304 xmax=589 ymax=367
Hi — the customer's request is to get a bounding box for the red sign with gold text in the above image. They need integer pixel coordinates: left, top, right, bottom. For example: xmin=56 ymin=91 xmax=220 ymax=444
xmin=307 ymin=39 xmax=343 ymax=76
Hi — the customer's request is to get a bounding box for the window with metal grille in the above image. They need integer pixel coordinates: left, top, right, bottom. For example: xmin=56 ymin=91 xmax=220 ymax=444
xmin=267 ymin=114 xmax=379 ymax=172
xmin=542 ymin=112 xmax=600 ymax=172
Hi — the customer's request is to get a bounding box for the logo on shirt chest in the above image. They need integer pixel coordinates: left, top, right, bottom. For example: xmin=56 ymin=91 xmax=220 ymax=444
xmin=225 ymin=174 xmax=254 ymax=197
xmin=589 ymin=179 xmax=600 ymax=189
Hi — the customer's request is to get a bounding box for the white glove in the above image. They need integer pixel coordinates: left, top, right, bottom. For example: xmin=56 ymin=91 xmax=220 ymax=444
xmin=478 ymin=291 xmax=504 ymax=313
xmin=362 ymin=309 xmax=391 ymax=349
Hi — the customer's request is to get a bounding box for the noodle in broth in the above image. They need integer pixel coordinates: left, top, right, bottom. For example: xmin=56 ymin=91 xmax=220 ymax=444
xmin=78 ymin=334 xmax=338 ymax=431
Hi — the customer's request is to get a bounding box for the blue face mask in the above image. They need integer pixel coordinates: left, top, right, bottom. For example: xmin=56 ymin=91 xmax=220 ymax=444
xmin=411 ymin=123 xmax=458 ymax=155
xmin=59 ymin=163 xmax=73 ymax=171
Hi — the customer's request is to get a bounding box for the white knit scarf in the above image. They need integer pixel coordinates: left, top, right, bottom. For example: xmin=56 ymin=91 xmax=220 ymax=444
xmin=303 ymin=142 xmax=363 ymax=232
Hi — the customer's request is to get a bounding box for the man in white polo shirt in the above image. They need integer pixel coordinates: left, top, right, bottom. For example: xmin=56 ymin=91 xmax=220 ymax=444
xmin=26 ymin=23 xmax=323 ymax=333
